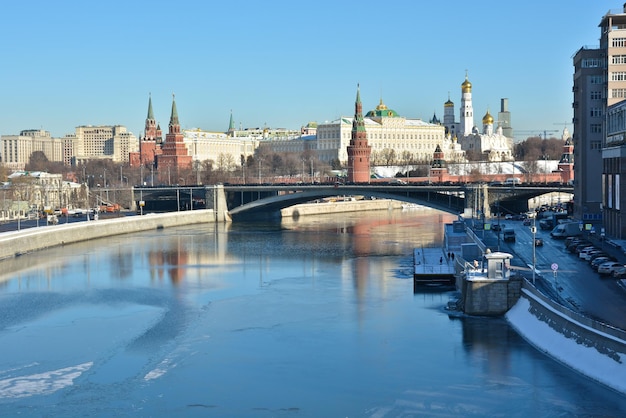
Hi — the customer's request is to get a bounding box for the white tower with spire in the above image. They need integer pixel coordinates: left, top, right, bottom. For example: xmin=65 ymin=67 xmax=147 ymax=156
xmin=459 ymin=72 xmax=474 ymax=137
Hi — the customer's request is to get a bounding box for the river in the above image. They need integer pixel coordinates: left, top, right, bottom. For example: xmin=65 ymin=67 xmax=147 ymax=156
xmin=0 ymin=208 xmax=625 ymax=417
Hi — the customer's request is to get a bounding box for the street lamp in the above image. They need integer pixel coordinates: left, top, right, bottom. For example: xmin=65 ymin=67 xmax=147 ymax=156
xmin=530 ymin=218 xmax=537 ymax=285
xmin=543 ymin=154 xmax=549 ymax=184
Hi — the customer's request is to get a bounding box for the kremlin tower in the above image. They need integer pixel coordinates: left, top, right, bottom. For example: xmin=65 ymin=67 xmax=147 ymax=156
xmin=156 ymin=95 xmax=192 ymax=178
xmin=129 ymin=94 xmax=163 ymax=168
xmin=347 ymin=84 xmax=371 ymax=183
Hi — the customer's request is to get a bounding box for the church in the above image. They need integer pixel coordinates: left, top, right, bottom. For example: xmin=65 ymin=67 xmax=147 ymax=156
xmin=442 ymin=74 xmax=514 ymax=161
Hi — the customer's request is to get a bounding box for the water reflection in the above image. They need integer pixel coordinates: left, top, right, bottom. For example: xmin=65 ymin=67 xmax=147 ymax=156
xmin=0 ymin=209 xmax=625 ymax=416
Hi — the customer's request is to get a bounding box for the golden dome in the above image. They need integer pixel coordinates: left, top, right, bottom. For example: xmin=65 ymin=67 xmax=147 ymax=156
xmin=482 ymin=110 xmax=494 ymax=125
xmin=376 ymin=98 xmax=388 ymax=110
xmin=444 ymin=99 xmax=454 ymax=108
xmin=461 ymin=76 xmax=472 ymax=93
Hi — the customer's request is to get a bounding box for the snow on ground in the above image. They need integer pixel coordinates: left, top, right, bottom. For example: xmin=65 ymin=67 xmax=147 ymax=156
xmin=506 ymin=295 xmax=626 ymax=394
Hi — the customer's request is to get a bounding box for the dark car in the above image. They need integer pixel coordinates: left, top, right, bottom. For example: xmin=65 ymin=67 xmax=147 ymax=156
xmin=492 ymin=224 xmax=503 ymax=232
xmin=523 ymin=219 xmax=531 ymax=226
xmin=534 ymin=238 xmax=544 ymax=246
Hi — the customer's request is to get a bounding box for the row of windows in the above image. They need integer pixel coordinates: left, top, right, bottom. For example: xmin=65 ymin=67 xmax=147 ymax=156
xmin=591 ymin=91 xmax=603 ymax=100
xmin=611 ymin=71 xmax=626 ymax=81
xmin=590 ymin=75 xmax=604 ymax=84
xmin=318 ymin=131 xmax=442 ymax=141
xmin=582 ymin=58 xmax=603 ymax=68
xmin=590 ymin=108 xmax=603 ymax=117
xmin=590 ymin=124 xmax=602 ymax=133
xmin=612 ymin=55 xmax=626 ymax=64
xmin=611 ymin=88 xmax=626 ymax=98
xmin=612 ymin=38 xmax=626 ymax=47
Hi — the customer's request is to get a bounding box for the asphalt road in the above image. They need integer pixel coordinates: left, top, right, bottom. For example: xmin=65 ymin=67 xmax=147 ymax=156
xmin=483 ymin=218 xmax=626 ymax=330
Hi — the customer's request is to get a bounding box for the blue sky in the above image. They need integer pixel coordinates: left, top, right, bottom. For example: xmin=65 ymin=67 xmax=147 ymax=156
xmin=0 ymin=0 xmax=618 ymax=140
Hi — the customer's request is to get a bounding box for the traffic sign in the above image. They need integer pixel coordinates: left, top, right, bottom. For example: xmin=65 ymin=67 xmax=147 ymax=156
xmin=551 ymin=263 xmax=559 ymax=271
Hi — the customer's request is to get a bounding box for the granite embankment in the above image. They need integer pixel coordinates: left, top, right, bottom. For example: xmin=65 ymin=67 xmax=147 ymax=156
xmin=281 ymin=199 xmax=407 ymax=217
xmin=0 ymin=210 xmax=216 ymax=260
xmin=507 ymin=283 xmax=626 ymax=393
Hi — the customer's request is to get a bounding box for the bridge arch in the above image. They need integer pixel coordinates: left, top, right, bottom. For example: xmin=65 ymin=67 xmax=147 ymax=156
xmin=226 ymin=186 xmax=465 ymax=220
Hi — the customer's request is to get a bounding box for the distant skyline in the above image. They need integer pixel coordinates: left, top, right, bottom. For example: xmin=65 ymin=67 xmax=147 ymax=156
xmin=0 ymin=1 xmax=619 ymax=140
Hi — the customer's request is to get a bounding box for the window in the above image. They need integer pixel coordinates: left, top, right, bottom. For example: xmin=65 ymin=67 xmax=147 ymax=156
xmin=590 ymin=108 xmax=602 ymax=117
xmin=590 ymin=124 xmax=602 ymax=133
xmin=591 ymin=141 xmax=602 ymax=149
xmin=612 ymin=88 xmax=626 ymax=98
xmin=611 ymin=71 xmax=626 ymax=81
xmin=613 ymin=37 xmax=626 ymax=47
xmin=583 ymin=58 xmax=602 ymax=68
xmin=613 ymin=55 xmax=626 ymax=64
xmin=591 ymin=91 xmax=602 ymax=100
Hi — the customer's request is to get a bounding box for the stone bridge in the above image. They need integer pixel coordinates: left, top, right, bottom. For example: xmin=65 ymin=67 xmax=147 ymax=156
xmin=130 ymin=184 xmax=573 ymax=221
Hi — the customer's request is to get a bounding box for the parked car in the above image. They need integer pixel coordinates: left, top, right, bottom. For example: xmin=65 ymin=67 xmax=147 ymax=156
xmin=591 ymin=257 xmax=613 ymax=270
xmin=613 ymin=266 xmax=626 ymax=279
xmin=504 ymin=214 xmax=513 ymax=220
xmin=598 ymin=261 xmax=625 ymax=276
xmin=588 ymin=252 xmax=610 ymax=263
xmin=582 ymin=250 xmax=604 ymax=261
xmin=578 ymin=247 xmax=598 ymax=259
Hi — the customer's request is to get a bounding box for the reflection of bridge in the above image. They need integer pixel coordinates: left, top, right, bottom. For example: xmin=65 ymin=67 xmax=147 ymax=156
xmin=133 ymin=183 xmax=573 ymax=221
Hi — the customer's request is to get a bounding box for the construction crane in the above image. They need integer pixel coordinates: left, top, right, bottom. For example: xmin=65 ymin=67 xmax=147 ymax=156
xmin=515 ymin=130 xmax=559 ymax=140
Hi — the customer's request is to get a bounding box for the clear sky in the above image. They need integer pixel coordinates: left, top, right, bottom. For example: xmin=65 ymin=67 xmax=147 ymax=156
xmin=0 ymin=0 xmax=619 ymax=140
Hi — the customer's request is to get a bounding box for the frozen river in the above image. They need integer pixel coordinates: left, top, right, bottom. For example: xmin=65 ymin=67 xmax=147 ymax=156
xmin=0 ymin=209 xmax=625 ymax=417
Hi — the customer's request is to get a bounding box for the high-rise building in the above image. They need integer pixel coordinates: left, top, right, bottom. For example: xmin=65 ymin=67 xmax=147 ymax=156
xmin=574 ymin=5 xmax=626 ymax=224
xmin=68 ymin=125 xmax=138 ymax=165
xmin=573 ymin=46 xmax=604 ymax=222
xmin=497 ymin=98 xmax=513 ymax=139
xmin=0 ymin=130 xmax=63 ymax=170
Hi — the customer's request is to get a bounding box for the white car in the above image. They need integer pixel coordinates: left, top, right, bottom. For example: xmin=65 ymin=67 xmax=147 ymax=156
xmin=597 ymin=261 xmax=624 ymax=275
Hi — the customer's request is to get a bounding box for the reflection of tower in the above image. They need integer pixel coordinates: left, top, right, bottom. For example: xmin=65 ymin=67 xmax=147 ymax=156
xmin=147 ymin=238 xmax=189 ymax=284
xmin=347 ymin=84 xmax=371 ymax=183
xmin=459 ymin=72 xmax=474 ymax=136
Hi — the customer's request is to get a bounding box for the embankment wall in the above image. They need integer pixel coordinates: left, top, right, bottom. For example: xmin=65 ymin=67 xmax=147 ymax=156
xmin=506 ymin=283 xmax=626 ymax=393
xmin=281 ymin=199 xmax=405 ymax=217
xmin=0 ymin=210 xmax=215 ymax=260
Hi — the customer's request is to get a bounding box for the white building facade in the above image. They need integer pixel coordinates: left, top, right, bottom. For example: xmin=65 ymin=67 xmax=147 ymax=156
xmin=1 ymin=130 xmax=64 ymax=170
xmin=316 ymin=99 xmax=463 ymax=165
xmin=66 ymin=125 xmax=138 ymax=165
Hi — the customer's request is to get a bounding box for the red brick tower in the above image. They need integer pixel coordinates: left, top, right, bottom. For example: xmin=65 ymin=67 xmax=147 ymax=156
xmin=157 ymin=94 xmax=192 ymax=178
xmin=130 ymin=94 xmax=163 ymax=168
xmin=347 ymin=84 xmax=371 ymax=183
xmin=430 ymin=144 xmax=448 ymax=182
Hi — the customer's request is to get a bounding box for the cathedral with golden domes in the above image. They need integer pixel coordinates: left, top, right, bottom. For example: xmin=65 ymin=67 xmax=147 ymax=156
xmin=443 ymin=73 xmax=514 ymax=161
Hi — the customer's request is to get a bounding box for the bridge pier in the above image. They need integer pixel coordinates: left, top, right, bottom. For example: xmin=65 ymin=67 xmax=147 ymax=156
xmin=465 ymin=184 xmax=491 ymax=219
xmin=212 ymin=184 xmax=231 ymax=222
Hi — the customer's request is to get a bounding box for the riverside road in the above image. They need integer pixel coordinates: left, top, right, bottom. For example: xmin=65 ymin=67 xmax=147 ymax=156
xmin=482 ymin=218 xmax=626 ymax=330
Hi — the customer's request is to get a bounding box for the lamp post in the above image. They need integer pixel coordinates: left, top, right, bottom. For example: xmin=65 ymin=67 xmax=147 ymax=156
xmin=543 ymin=154 xmax=548 ymax=184
xmin=530 ymin=218 xmax=537 ymax=285
xmin=497 ymin=198 xmax=501 ymax=251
